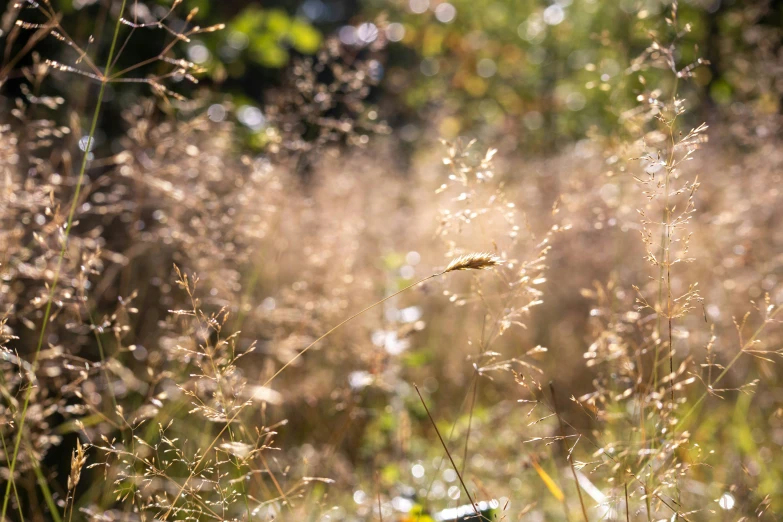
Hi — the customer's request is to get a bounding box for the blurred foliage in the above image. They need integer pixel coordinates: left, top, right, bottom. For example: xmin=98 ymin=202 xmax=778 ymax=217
xmin=6 ymin=0 xmax=780 ymax=154
xmin=365 ymin=0 xmax=782 ymax=149
xmin=2 ymin=1 xmax=783 ymax=520
xmin=230 ymin=7 xmax=321 ymax=68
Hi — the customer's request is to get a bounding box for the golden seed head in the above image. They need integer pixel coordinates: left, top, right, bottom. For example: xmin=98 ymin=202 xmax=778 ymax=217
xmin=443 ymin=252 xmax=503 ymax=273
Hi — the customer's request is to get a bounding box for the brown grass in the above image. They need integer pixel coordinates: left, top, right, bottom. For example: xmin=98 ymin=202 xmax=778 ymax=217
xmin=443 ymin=253 xmax=503 ymax=274
xmin=1 ymin=1 xmax=782 ymax=521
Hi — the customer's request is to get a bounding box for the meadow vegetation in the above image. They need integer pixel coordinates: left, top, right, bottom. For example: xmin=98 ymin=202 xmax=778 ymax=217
xmin=1 ymin=1 xmax=782 ymax=521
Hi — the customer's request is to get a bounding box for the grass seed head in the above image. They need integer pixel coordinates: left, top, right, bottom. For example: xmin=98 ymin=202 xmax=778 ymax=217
xmin=443 ymin=252 xmax=503 ymax=273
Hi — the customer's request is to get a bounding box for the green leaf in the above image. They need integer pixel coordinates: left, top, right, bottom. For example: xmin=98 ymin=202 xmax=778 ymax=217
xmin=289 ymin=18 xmax=322 ymax=54
xmin=257 ymin=45 xmax=289 ymax=68
xmin=710 ymin=79 xmax=733 ymax=106
xmin=265 ymin=8 xmax=291 ymax=36
xmin=232 ymin=6 xmax=265 ymax=35
xmin=250 ymin=34 xmax=288 ymax=68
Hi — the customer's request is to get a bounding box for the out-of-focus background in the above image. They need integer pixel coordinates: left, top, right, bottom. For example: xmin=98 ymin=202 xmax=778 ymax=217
xmin=5 ymin=0 xmax=781 ymax=152
xmin=1 ymin=0 xmax=782 ymax=520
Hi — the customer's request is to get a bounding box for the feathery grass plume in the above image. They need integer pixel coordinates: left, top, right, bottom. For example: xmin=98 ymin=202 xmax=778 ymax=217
xmin=1 ymin=0 xmax=782 ymax=519
xmin=442 ymin=252 xmax=503 ymax=274
xmin=65 ymin=438 xmax=87 ymax=522
xmin=158 ymin=249 xmax=503 ymax=519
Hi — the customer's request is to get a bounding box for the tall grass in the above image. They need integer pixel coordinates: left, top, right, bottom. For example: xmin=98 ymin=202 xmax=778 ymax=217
xmin=1 ymin=1 xmax=782 ymax=521
xmin=2 ymin=0 xmax=131 ymax=517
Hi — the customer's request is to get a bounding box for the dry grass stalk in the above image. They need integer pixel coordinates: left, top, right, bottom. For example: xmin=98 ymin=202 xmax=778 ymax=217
xmin=65 ymin=439 xmax=87 ymax=522
xmin=414 ymin=384 xmax=483 ymax=521
xmin=442 ymin=252 xmax=503 ymax=274
xmin=1 ymin=1 xmax=782 ymax=520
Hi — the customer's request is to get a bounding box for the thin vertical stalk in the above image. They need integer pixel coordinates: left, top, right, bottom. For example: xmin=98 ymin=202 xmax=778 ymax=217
xmin=550 ymin=382 xmax=589 ymax=522
xmin=414 ymin=385 xmax=482 ymax=521
xmin=460 ymin=372 xmax=479 ymax=476
xmin=1 ymin=0 xmax=129 ymax=517
xmin=27 ymin=447 xmax=63 ymax=522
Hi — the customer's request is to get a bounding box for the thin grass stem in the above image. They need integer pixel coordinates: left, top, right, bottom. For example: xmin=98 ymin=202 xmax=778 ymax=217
xmin=1 ymin=0 xmax=130 ymax=516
